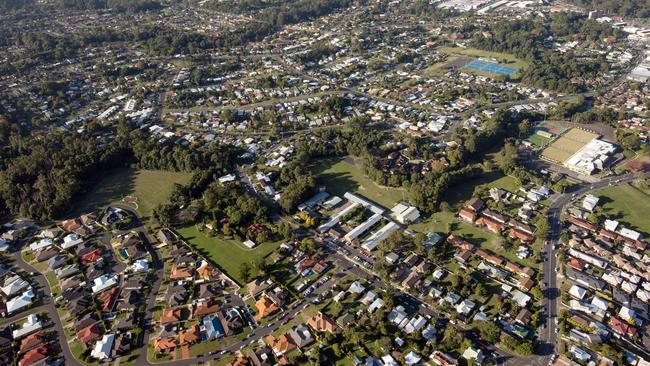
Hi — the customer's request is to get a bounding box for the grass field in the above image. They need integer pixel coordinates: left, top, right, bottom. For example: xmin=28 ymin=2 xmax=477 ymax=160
xmin=541 ymin=128 xmax=597 ymax=163
xmin=76 ymin=169 xmax=192 ymax=218
xmin=177 ymin=225 xmax=283 ymax=285
xmin=310 ymin=157 xmax=407 ymax=209
xmin=526 ymin=133 xmax=551 ymax=148
xmin=595 ymin=183 xmax=650 ymax=235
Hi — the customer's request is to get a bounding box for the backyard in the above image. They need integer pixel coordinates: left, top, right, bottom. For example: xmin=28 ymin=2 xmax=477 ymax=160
xmin=310 ymin=157 xmax=407 ymax=209
xmin=176 ymin=225 xmax=283 ymax=285
xmin=76 ymin=169 xmax=192 ymax=218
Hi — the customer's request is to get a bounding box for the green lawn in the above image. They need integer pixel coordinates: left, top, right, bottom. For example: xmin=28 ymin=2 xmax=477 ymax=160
xmin=411 ymin=211 xmax=498 ymax=247
xmin=76 ymin=169 xmax=192 ymax=218
xmin=526 ymin=134 xmax=551 ymax=148
xmin=310 ymin=157 xmax=407 ymax=209
xmin=596 ymin=183 xmax=650 ymax=235
xmin=177 ymin=225 xmax=283 ymax=285
xmin=485 ymin=175 xmax=521 ymax=193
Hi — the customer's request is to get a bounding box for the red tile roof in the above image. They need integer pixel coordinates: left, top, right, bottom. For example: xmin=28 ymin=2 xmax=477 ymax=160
xmin=80 ymin=248 xmax=102 ymax=264
xmin=19 ymin=345 xmax=48 ymax=366
xmin=609 ymin=316 xmax=637 ymax=337
xmin=160 ymin=308 xmax=183 ymax=325
xmin=76 ymin=323 xmax=102 ymax=344
xmin=98 ymin=287 xmax=119 ymax=312
xmin=19 ymin=331 xmax=44 ymax=353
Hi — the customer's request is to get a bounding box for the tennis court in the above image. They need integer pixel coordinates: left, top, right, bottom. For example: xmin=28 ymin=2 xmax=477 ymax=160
xmin=465 ymin=59 xmax=518 ymax=76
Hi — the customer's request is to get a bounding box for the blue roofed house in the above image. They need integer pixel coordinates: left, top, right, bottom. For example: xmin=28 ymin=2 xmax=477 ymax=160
xmin=201 ymin=314 xmax=225 ymax=340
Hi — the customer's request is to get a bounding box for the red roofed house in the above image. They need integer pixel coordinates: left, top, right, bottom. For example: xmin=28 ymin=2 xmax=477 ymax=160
xmin=476 ymin=216 xmax=505 ymax=234
xmin=61 ymin=219 xmax=82 ymax=232
xmin=76 ymin=323 xmax=102 ymax=344
xmin=265 ymin=334 xmax=297 ymax=356
xmin=459 ymin=208 xmax=477 ymax=223
xmin=598 ymin=229 xmax=617 ymax=241
xmin=178 ymin=324 xmax=201 ymax=346
xmin=193 ymin=299 xmax=220 ymax=318
xmin=19 ymin=345 xmax=48 ymax=366
xmin=306 ymin=312 xmax=337 ymax=333
xmin=447 ymin=235 xmax=474 ymax=251
xmin=19 ymin=331 xmax=44 ymax=353
xmin=475 ymin=249 xmax=504 ymax=267
xmin=160 ymin=308 xmax=183 ymax=325
xmin=568 ymin=258 xmax=586 ymax=271
xmin=297 ymin=258 xmax=316 ymax=271
xmin=80 ymin=248 xmax=103 ymax=264
xmin=505 ymin=262 xmax=523 ymax=274
xmin=517 ymin=277 xmax=535 ymax=292
xmin=255 ymin=296 xmax=278 ymax=320
xmin=508 ymin=229 xmax=535 ymax=244
xmin=170 ymin=265 xmax=194 ymax=281
xmin=154 ymin=338 xmax=176 ymax=354
xmin=455 ymin=249 xmax=472 ymax=264
xmin=98 ymin=286 xmax=119 ymax=312
xmin=569 ymin=216 xmax=597 ymax=232
xmin=609 ymin=316 xmax=637 ymax=338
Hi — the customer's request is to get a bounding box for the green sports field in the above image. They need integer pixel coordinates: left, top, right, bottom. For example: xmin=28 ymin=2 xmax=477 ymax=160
xmin=596 ymin=183 xmax=650 ymax=235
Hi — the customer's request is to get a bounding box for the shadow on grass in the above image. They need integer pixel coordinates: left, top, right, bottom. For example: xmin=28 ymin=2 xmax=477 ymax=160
xmin=314 ymin=172 xmax=359 ymax=197
xmin=463 ymin=233 xmax=487 ymax=246
xmin=67 ymin=168 xmax=138 ymax=218
xmin=446 ymin=171 xmax=504 ymax=208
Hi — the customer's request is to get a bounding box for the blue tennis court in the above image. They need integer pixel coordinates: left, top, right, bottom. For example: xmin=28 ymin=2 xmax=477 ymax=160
xmin=465 ymin=59 xmax=518 ymax=76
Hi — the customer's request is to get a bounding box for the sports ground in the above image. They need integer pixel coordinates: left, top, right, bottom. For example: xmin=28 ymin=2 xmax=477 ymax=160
xmin=465 ymin=59 xmax=518 ymax=76
xmin=541 ymin=128 xmax=598 ymax=163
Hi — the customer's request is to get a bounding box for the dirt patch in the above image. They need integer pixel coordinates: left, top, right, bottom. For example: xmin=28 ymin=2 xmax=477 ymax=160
xmin=625 ymin=156 xmax=650 ymax=173
xmin=443 ymin=56 xmax=473 ymax=70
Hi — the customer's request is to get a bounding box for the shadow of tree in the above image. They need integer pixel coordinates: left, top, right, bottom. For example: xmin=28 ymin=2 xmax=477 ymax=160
xmin=67 ymin=168 xmax=138 ymax=218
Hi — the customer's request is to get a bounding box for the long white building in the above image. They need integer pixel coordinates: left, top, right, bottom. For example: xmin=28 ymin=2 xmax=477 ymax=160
xmin=361 ymin=222 xmax=399 ymax=252
xmin=344 ymin=213 xmax=382 ymax=242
